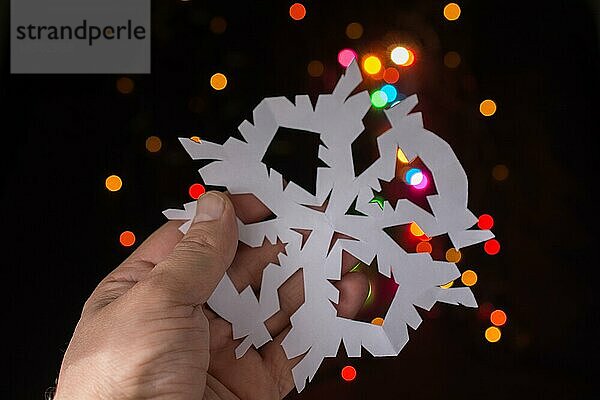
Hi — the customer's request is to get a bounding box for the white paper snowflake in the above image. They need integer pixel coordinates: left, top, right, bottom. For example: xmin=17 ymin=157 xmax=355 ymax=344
xmin=164 ymin=61 xmax=494 ymax=392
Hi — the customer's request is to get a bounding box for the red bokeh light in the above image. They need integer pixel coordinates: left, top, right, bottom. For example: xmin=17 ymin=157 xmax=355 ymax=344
xmin=341 ymin=365 xmax=357 ymax=382
xmin=484 ymin=239 xmax=501 ymax=255
xmin=478 ymin=214 xmax=494 ymax=230
xmin=189 ymin=183 xmax=206 ymax=200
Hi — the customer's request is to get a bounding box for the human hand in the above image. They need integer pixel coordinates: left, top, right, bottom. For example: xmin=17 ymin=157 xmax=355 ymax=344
xmin=55 ymin=191 xmax=368 ymax=399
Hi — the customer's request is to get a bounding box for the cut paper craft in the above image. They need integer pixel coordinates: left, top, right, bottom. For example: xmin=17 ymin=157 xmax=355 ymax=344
xmin=163 ymin=60 xmax=494 ymax=392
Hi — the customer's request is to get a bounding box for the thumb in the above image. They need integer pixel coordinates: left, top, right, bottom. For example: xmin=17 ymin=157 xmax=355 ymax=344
xmin=143 ymin=191 xmax=238 ymax=304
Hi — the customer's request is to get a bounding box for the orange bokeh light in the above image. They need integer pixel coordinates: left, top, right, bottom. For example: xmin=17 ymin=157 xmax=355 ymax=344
xmin=409 ymin=222 xmax=425 ymax=237
xmin=119 ymin=231 xmax=136 ymax=247
xmin=461 ymin=270 xmax=477 ymax=286
xmin=490 ymin=309 xmax=507 ymax=326
xmin=416 ymin=241 xmax=432 ymax=253
xmin=485 ymin=326 xmax=501 ymax=343
xmin=289 ymin=3 xmax=306 ymax=21
xmin=401 ymin=49 xmax=415 ymax=67
xmin=383 ymin=67 xmax=400 ymax=84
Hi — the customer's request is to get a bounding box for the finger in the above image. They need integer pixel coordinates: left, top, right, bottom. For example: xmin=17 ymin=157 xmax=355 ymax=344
xmin=140 ymin=191 xmax=238 ymax=304
xmin=228 ymin=193 xmax=273 ymax=223
xmin=84 ymin=221 xmax=185 ymax=314
xmin=207 ymin=318 xmax=280 ymax=400
xmin=226 ymin=240 xmax=362 ymax=297
xmin=109 ymin=221 xmax=185 ymax=282
xmin=226 ymin=240 xmax=286 ymax=292
xmin=260 ymin=272 xmax=369 ymax=397
xmin=265 ymin=271 xmax=369 ymax=339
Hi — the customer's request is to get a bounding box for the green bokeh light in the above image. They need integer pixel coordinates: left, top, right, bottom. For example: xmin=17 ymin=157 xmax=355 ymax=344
xmin=370 ymin=90 xmax=388 ymax=108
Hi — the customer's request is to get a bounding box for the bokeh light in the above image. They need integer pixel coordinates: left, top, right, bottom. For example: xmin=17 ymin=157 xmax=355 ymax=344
xmin=480 ymin=99 xmax=497 ymax=116
xmin=365 ymin=281 xmax=373 ymax=304
xmin=105 ymin=175 xmax=122 ymax=192
xmin=341 ymin=366 xmax=357 ymax=382
xmin=485 ymin=326 xmax=502 ymax=343
xmin=405 ymin=168 xmax=424 ymax=185
xmin=490 ymin=309 xmax=507 ymax=326
xmin=445 ymin=248 xmax=462 ymax=263
xmin=443 ymin=3 xmax=461 ymax=21
xmin=397 ymin=147 xmax=409 ymax=163
xmin=338 ymin=48 xmax=358 ymax=68
xmin=289 ymin=3 xmax=306 ymax=21
xmin=444 ymin=51 xmax=461 ymax=68
xmin=461 ymin=270 xmax=477 ymax=286
xmin=380 ymin=84 xmax=397 ymax=103
xmin=440 ymin=280 xmax=454 ymax=289
xmin=116 ymin=77 xmax=134 ymax=94
xmin=307 ymin=60 xmax=324 ymax=77
xmin=346 ymin=22 xmax=363 ymax=39
xmin=391 ymin=46 xmax=409 ymax=65
xmin=416 ymin=241 xmax=433 ymax=253
xmin=119 ymin=231 xmax=136 ymax=247
xmin=484 ymin=239 xmax=501 ymax=255
xmin=209 ymin=16 xmax=227 ymax=34
xmin=189 ymin=183 xmax=206 ymax=200
xmin=402 ymin=49 xmax=415 ymax=67
xmin=210 ymin=73 xmax=227 ymax=90
xmin=492 ymin=164 xmax=509 ymax=181
xmin=410 ymin=222 xmax=425 ymax=237
xmin=383 ymin=67 xmax=400 ymax=84
xmin=190 ymin=136 xmax=202 ymax=143
xmin=363 ymin=55 xmax=382 ymax=74
xmin=413 ymin=174 xmax=428 ymax=189
xmin=478 ymin=214 xmax=494 ymax=230
xmin=371 ymin=317 xmax=384 ymax=326
xmin=370 ymin=90 xmax=388 ymax=108
xmin=145 ymin=136 xmax=162 ymax=153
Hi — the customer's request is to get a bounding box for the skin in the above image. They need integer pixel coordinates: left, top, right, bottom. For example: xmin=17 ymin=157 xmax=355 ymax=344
xmin=55 ymin=192 xmax=368 ymax=399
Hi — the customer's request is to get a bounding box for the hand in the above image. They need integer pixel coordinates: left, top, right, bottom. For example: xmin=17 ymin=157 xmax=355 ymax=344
xmin=55 ymin=191 xmax=368 ymax=399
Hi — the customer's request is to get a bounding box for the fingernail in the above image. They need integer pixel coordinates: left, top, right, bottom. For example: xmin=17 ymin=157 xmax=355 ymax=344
xmin=194 ymin=192 xmax=225 ymax=222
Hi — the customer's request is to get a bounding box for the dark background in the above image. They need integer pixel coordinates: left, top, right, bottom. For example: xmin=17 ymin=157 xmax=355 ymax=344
xmin=3 ymin=0 xmax=598 ymax=398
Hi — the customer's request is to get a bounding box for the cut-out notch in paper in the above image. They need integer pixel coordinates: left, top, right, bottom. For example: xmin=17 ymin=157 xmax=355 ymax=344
xmin=163 ymin=60 xmax=494 ymax=392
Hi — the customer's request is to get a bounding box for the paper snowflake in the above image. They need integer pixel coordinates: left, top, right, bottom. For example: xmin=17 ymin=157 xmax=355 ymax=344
xmin=164 ymin=61 xmax=494 ymax=391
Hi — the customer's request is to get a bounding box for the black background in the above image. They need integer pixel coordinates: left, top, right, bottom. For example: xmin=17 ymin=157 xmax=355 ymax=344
xmin=3 ymin=0 xmax=598 ymax=398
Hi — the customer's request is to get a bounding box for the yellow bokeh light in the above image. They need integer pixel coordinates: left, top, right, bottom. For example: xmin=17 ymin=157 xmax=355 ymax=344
xmin=210 ymin=73 xmax=228 ymax=90
xmin=371 ymin=317 xmax=384 ymax=326
xmin=391 ymin=46 xmax=409 ymax=65
xmin=346 ymin=22 xmax=363 ymax=39
xmin=362 ymin=55 xmax=382 ymax=75
xmin=105 ymin=175 xmax=122 ymax=192
xmin=480 ymin=99 xmax=497 ymax=116
xmin=444 ymin=51 xmax=461 ymax=68
xmin=485 ymin=326 xmax=501 ymax=343
xmin=145 ymin=136 xmax=162 ymax=153
xmin=190 ymin=136 xmax=202 ymax=143
xmin=443 ymin=3 xmax=461 ymax=21
xmin=307 ymin=60 xmax=324 ymax=77
xmin=445 ymin=248 xmax=462 ymax=263
xmin=397 ymin=147 xmax=409 ymax=163
xmin=461 ymin=270 xmax=477 ymax=286
xmin=440 ymin=281 xmax=454 ymax=289
xmin=409 ymin=222 xmax=425 ymax=237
